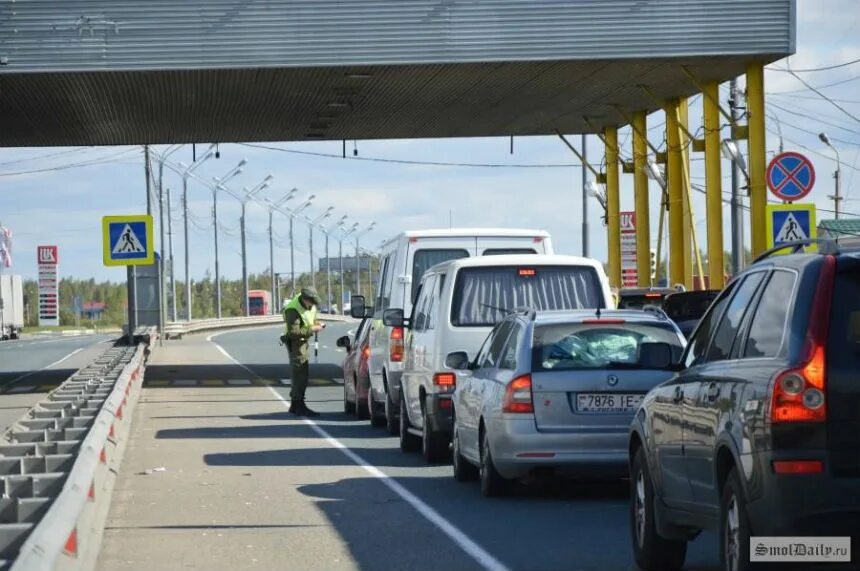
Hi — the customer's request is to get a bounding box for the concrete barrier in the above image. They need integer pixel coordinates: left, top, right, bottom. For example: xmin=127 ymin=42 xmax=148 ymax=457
xmin=6 ymin=332 xmax=153 ymax=571
xmin=164 ymin=313 xmax=350 ymax=339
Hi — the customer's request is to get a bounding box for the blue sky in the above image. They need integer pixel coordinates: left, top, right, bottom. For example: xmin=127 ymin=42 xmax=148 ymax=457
xmin=2 ymin=0 xmax=858 ymax=284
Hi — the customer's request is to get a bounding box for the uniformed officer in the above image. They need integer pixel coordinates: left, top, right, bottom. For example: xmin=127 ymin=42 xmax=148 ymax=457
xmin=283 ymin=287 xmax=325 ymax=416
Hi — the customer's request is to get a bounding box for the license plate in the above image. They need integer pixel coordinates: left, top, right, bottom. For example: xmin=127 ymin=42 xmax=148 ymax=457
xmin=576 ymin=393 xmax=643 ymax=413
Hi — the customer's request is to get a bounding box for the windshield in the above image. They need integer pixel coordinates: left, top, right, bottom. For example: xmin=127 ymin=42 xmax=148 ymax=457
xmin=249 ymin=298 xmax=264 ymax=308
xmin=532 ymin=323 xmax=683 ymax=371
xmin=450 ymin=265 xmax=603 ymax=327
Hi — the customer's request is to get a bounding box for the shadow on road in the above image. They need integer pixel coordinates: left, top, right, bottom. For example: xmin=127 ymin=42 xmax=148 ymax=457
xmin=145 ymin=363 xmax=342 ymax=381
xmin=0 ymin=367 xmax=79 ymax=393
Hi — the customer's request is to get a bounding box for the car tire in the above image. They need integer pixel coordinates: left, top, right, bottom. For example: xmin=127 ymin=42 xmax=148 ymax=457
xmin=385 ymin=384 xmax=399 ymax=435
xmin=368 ymin=388 xmax=385 ymax=427
xmin=343 ymin=379 xmax=355 ymax=414
xmin=355 ymin=377 xmax=370 ymax=420
xmin=630 ymin=447 xmax=687 ymax=571
xmin=480 ymin=429 xmax=508 ymax=497
xmin=399 ymin=393 xmax=420 ymax=453
xmin=453 ymin=421 xmax=479 ymax=482
xmin=421 ymin=403 xmax=450 ymax=464
xmin=721 ymin=468 xmax=754 ymax=571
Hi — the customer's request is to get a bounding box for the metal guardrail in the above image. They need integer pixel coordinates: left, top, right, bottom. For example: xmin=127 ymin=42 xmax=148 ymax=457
xmin=0 ymin=329 xmax=154 ymax=571
xmin=164 ymin=313 xmax=350 ymax=339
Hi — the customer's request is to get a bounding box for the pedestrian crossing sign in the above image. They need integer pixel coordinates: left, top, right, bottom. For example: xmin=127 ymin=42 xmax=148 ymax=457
xmin=765 ymin=203 xmax=816 ymax=253
xmin=102 ymin=214 xmax=154 ymax=266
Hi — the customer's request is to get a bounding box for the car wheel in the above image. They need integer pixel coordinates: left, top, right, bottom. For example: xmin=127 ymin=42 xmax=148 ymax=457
xmin=369 ymin=388 xmax=385 ymax=428
xmin=343 ymin=378 xmax=355 ymax=414
xmin=355 ymin=376 xmax=369 ymax=420
xmin=479 ymin=429 xmax=508 ymax=497
xmin=421 ymin=403 xmax=450 ymax=464
xmin=630 ymin=447 xmax=687 ymax=571
xmin=452 ymin=421 xmax=479 ymax=482
xmin=399 ymin=393 xmax=420 ymax=453
xmin=385 ymin=384 xmax=399 ymax=435
xmin=721 ymin=468 xmax=753 ymax=571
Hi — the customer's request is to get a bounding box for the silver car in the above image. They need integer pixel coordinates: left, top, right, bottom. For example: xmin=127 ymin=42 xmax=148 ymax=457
xmin=448 ymin=308 xmax=686 ymax=497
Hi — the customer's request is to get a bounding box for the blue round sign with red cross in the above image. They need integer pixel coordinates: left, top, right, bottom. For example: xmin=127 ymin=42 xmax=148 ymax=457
xmin=766 ymin=151 xmax=816 ymax=202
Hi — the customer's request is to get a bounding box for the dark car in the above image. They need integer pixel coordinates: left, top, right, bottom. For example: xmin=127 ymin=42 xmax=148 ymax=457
xmin=628 ymin=240 xmax=860 ymax=571
xmin=338 ymin=318 xmax=385 ymax=426
xmin=662 ymin=289 xmax=720 ymax=338
xmin=617 ymin=287 xmax=678 ymax=310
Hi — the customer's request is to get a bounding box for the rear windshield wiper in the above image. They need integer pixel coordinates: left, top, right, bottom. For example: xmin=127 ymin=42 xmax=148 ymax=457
xmin=481 ymin=303 xmax=510 ymax=314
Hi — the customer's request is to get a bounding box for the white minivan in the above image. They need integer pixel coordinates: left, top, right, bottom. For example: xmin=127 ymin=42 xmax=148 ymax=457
xmin=382 ymin=255 xmax=613 ymax=462
xmin=351 ymin=229 xmax=553 ymax=433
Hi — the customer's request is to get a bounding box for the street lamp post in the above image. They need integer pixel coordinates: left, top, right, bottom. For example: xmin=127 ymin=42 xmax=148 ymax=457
xmin=287 ymin=197 xmax=314 ymax=293
xmin=153 ymin=145 xmax=182 ymax=326
xmin=210 ymin=160 xmax=246 ymax=319
xmin=307 ymin=207 xmax=335 ymax=292
xmin=264 ymin=189 xmax=298 ymax=315
xmin=819 ymin=133 xmax=842 ymax=220
xmin=353 ymin=222 xmax=376 ymax=297
xmin=339 ymin=223 xmax=359 ymax=314
xmin=322 ymin=216 xmax=348 ymax=311
xmin=179 ymin=146 xmax=215 ymax=321
xmin=240 ymin=175 xmax=273 ymax=316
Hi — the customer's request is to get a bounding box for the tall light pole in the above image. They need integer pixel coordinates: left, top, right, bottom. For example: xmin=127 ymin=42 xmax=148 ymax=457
xmin=819 ymin=133 xmax=842 ymax=220
xmin=265 ymin=189 xmax=298 ymax=314
xmin=354 ymin=222 xmax=376 ymax=296
xmin=339 ymin=222 xmax=359 ymax=313
xmin=322 ymin=215 xmax=348 ymax=310
xmin=240 ymin=175 xmax=273 ymax=316
xmin=210 ymin=159 xmax=246 ymax=318
xmin=307 ymin=207 xmax=334 ymax=292
xmin=153 ymin=145 xmax=182 ymax=324
xmin=166 ymin=188 xmax=177 ymax=321
xmin=179 ymin=146 xmax=215 ymax=320
xmin=287 ymin=196 xmax=314 ymax=293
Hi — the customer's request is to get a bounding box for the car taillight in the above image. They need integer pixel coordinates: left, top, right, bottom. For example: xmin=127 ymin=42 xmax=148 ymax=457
xmin=390 ymin=326 xmax=404 ymax=362
xmin=772 ymin=460 xmax=823 ymax=474
xmin=518 ymin=268 xmax=536 ymax=277
xmin=502 ymin=374 xmax=533 ymax=413
xmin=771 ymin=256 xmax=835 ymax=424
xmin=645 ymin=293 xmax=662 ymax=299
xmin=361 ymin=345 xmax=371 ymax=361
xmin=433 ymin=372 xmax=456 ymax=387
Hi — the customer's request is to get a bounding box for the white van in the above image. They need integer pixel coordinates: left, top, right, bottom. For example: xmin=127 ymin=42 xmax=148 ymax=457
xmin=384 ymin=254 xmax=613 ymax=462
xmin=351 ymin=229 xmax=553 ymax=433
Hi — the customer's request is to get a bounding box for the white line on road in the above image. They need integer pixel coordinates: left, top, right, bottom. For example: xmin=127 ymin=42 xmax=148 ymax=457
xmin=207 ymin=334 xmax=510 ymax=571
xmin=6 ymin=347 xmax=85 ymax=385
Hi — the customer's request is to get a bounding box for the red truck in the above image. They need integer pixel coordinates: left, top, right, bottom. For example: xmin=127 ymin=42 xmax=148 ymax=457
xmin=247 ymin=290 xmax=271 ymax=316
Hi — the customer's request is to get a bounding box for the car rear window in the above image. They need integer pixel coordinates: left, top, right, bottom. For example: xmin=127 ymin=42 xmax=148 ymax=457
xmin=663 ymin=292 xmax=719 ymax=322
xmin=450 ymin=265 xmax=604 ymax=327
xmin=618 ymin=294 xmax=666 ymax=310
xmin=411 ymin=249 xmax=469 ymax=302
xmin=532 ymin=323 xmax=683 ymax=371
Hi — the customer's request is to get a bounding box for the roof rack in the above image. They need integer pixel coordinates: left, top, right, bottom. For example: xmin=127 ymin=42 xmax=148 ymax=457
xmin=512 ymin=306 xmax=537 ymax=321
xmin=752 ymin=239 xmax=840 ymax=264
xmin=641 ymin=304 xmax=669 ymax=321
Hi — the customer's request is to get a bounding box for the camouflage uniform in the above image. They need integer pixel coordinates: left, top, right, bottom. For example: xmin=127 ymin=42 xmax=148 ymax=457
xmin=283 ymin=288 xmax=320 ymax=404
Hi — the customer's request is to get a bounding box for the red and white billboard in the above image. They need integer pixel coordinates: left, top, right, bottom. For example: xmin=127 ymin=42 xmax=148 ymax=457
xmin=37 ymin=245 xmax=59 ymax=326
xmin=620 ymin=212 xmax=638 ymax=288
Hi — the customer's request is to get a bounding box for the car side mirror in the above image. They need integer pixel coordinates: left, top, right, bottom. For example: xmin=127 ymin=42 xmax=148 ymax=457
xmin=638 ymin=342 xmax=675 ymax=370
xmin=336 ymin=335 xmax=351 ymax=350
xmin=445 ymin=351 xmax=470 ymax=370
xmin=383 ymin=308 xmax=404 ymax=327
xmin=350 ymin=295 xmax=366 ymax=319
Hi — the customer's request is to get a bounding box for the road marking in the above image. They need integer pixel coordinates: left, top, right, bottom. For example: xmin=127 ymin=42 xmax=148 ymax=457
xmin=5 ymin=347 xmax=86 ymax=386
xmin=265 ymin=385 xmax=511 ymax=571
xmin=204 ymin=335 xmax=509 ymax=571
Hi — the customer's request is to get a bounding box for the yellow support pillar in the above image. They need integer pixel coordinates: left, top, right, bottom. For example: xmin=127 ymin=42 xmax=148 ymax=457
xmin=679 ymin=98 xmax=694 ymax=289
xmin=632 ymin=112 xmax=651 ymax=287
xmin=747 ymin=63 xmax=767 ymax=257
xmin=604 ymin=126 xmax=622 ymax=289
xmin=703 ymin=81 xmax=725 ymax=290
xmin=664 ymin=99 xmax=690 ymax=288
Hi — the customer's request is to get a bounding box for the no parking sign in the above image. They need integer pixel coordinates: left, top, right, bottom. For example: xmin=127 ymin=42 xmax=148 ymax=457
xmin=766 ymin=152 xmax=815 ymax=202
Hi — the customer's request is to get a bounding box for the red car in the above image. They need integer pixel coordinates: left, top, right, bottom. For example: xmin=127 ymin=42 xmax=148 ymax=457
xmin=337 ymin=318 xmax=383 ymax=425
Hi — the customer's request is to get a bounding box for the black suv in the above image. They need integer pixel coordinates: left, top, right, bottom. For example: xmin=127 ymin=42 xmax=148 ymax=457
xmin=629 ymin=240 xmax=860 ymax=571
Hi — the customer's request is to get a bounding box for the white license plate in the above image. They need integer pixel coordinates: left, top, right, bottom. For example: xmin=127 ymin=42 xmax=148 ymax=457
xmin=576 ymin=393 xmax=643 ymax=413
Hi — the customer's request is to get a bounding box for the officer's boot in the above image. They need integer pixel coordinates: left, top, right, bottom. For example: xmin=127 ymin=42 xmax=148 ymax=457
xmin=289 ymin=399 xmax=304 ymax=415
xmin=300 ymin=400 xmax=320 ymax=417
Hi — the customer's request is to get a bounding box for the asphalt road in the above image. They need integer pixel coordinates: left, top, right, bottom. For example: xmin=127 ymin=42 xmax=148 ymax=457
xmin=207 ymin=324 xmax=722 ymax=571
xmin=0 ymin=333 xmax=116 ymax=431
